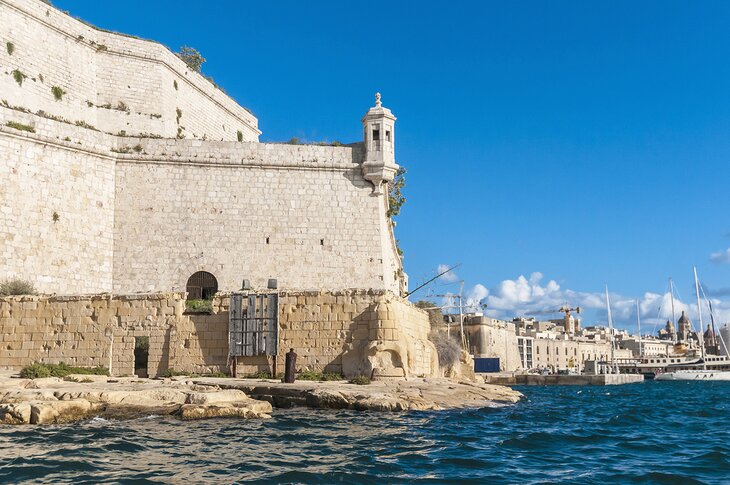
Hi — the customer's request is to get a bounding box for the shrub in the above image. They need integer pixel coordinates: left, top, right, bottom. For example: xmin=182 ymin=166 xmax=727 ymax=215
xmin=5 ymin=121 xmax=35 ymax=133
xmin=163 ymin=368 xmax=188 ymax=378
xmin=287 ymin=137 xmax=299 ymax=145
xmin=51 ymin=86 xmax=65 ymax=101
xmin=132 ymin=144 xmax=143 ymax=153
xmin=237 ymin=130 xmax=243 ymax=142
xmin=0 ymin=278 xmax=37 ymax=296
xmin=6 ymin=42 xmax=14 ymax=55
xmin=244 ymin=370 xmax=272 ymax=379
xmin=297 ymin=370 xmax=343 ymax=381
xmin=116 ymin=101 xmax=129 ymax=112
xmin=349 ymin=375 xmax=371 ymax=385
xmin=176 ymin=46 xmax=205 ymax=72
xmin=185 ymin=299 xmax=212 ymax=314
xmin=20 ymin=363 xmax=108 ymax=379
xmin=429 ymin=331 xmax=462 ymax=369
xmin=11 ymin=69 xmax=26 ymax=86
xmin=96 ymin=44 xmax=108 ymax=52
xmin=176 ymin=108 xmax=182 ymax=123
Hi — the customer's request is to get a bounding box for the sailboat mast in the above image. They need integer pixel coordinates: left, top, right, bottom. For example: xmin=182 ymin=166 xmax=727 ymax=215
xmin=693 ymin=266 xmax=706 ymax=369
xmin=636 ymin=299 xmax=642 ymax=358
xmin=605 ymin=285 xmax=617 ymax=374
xmin=669 ymin=278 xmax=677 ymax=344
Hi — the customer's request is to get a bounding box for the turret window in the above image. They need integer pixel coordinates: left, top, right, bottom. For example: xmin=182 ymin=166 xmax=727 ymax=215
xmin=386 ymin=130 xmax=391 ymax=142
xmin=372 ymin=128 xmax=381 ymax=151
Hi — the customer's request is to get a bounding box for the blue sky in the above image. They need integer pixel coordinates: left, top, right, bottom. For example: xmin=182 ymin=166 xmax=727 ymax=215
xmin=55 ymin=1 xmax=730 ymax=330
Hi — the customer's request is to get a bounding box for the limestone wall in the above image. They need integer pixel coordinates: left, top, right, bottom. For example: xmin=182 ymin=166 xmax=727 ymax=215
xmin=0 ymin=108 xmax=116 ymax=293
xmin=0 ymin=105 xmax=401 ymax=295
xmin=112 ymin=141 xmax=400 ymax=294
xmin=0 ymin=293 xmax=185 ymax=376
xmin=462 ymin=319 xmax=522 ymax=372
xmin=0 ymin=0 xmax=259 ymax=141
xmin=225 ymin=290 xmax=437 ymax=379
xmin=0 ymin=290 xmax=436 ymax=379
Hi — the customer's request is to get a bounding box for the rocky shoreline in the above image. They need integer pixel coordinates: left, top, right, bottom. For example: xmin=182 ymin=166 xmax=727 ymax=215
xmin=0 ymin=372 xmax=522 ymax=425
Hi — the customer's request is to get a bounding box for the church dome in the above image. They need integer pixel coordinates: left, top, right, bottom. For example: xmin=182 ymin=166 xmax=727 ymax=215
xmin=678 ymin=311 xmax=690 ymax=324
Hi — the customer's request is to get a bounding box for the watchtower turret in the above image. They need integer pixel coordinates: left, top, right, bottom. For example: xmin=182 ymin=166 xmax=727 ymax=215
xmin=361 ymin=93 xmax=398 ymax=194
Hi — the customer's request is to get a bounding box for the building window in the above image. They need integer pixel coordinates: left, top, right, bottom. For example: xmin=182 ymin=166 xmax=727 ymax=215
xmin=186 ymin=271 xmax=218 ymax=300
xmin=372 ymin=127 xmax=381 ymax=151
xmin=386 ymin=130 xmax=391 ymax=142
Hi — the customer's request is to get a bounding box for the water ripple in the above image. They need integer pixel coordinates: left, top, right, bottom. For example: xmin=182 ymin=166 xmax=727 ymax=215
xmin=1 ymin=382 xmax=729 ymax=483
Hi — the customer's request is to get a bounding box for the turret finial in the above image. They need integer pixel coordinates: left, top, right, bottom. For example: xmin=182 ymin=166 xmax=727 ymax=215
xmin=375 ymin=92 xmax=382 ymax=107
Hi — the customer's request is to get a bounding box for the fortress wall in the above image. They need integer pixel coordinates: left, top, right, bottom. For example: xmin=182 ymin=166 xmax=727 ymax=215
xmin=0 ymin=293 xmax=186 ymax=377
xmin=214 ymin=290 xmax=436 ymax=378
xmin=112 ymin=141 xmax=393 ymax=293
xmin=0 ymin=291 xmax=437 ymax=379
xmin=0 ymin=0 xmax=259 ymax=141
xmin=0 ymin=108 xmax=115 ymax=294
xmin=0 ymin=105 xmax=398 ymax=296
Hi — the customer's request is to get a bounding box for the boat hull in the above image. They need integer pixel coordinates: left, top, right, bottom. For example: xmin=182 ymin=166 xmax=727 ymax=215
xmin=655 ymin=370 xmax=730 ymax=381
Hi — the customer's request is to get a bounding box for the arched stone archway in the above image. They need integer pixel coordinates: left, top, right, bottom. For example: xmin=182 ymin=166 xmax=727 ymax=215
xmin=186 ymin=271 xmax=218 ymax=300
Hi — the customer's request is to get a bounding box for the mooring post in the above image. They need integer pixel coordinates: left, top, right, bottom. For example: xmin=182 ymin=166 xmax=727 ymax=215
xmin=284 ymin=348 xmax=297 ymax=383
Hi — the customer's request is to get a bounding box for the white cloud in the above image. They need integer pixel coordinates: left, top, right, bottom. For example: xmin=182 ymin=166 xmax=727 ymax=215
xmin=452 ymin=272 xmax=730 ymax=332
xmin=710 ymin=248 xmax=730 ymax=264
xmin=437 ymin=264 xmax=460 ymax=283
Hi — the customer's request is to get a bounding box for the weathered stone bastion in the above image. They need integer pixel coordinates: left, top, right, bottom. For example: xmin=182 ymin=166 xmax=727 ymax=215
xmin=0 ymin=0 xmax=435 ymax=379
xmin=0 ymin=291 xmax=437 ymax=379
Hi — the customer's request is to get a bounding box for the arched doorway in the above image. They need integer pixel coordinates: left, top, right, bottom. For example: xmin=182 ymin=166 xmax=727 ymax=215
xmin=186 ymin=271 xmax=218 ymax=300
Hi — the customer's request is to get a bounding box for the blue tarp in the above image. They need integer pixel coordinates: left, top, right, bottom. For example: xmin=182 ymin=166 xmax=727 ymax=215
xmin=474 ymin=358 xmax=500 ymax=373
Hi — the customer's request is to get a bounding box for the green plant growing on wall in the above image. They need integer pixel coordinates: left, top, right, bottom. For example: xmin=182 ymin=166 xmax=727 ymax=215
xmin=176 ymin=46 xmax=205 ymax=72
xmin=6 ymin=42 xmax=14 ymax=55
xmin=133 ymin=144 xmax=143 ymax=153
xmin=287 ymin=137 xmax=300 ymax=145
xmin=387 ymin=167 xmax=406 ymax=218
xmin=96 ymin=44 xmax=108 ymax=52
xmin=176 ymin=108 xmax=182 ymax=124
xmin=0 ymin=278 xmax=37 ymax=296
xmin=11 ymin=69 xmax=26 ymax=86
xmin=5 ymin=121 xmax=35 ymax=133
xmin=116 ymin=101 xmax=128 ymax=112
xmin=51 ymin=86 xmax=65 ymax=101
xmin=52 ymin=211 xmax=60 ymax=222
xmin=38 ymin=73 xmax=44 ymax=83
xmin=237 ymin=130 xmax=243 ymax=142
xmin=173 ymin=79 xmax=178 ymax=90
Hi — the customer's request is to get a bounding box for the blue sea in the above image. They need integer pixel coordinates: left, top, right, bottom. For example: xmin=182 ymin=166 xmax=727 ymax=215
xmin=1 ymin=381 xmax=729 ymax=484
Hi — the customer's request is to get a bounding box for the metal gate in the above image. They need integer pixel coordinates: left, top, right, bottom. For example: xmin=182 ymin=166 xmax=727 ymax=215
xmin=229 ymin=293 xmax=279 ymax=357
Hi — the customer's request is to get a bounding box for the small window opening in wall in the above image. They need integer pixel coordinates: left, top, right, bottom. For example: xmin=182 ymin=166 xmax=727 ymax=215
xmin=266 ymin=236 xmax=270 ymax=245
xmin=320 ymin=239 xmax=324 ymax=246
xmin=372 ymin=128 xmax=380 ymax=141
xmin=386 ymin=130 xmax=391 ymax=142
xmin=134 ymin=336 xmax=149 ymax=378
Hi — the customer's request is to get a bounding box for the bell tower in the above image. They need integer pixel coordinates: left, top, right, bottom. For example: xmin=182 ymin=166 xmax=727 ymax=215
xmin=362 ymin=93 xmax=398 ymax=194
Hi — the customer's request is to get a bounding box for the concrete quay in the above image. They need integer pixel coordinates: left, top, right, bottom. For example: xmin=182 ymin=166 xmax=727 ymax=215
xmin=482 ymin=373 xmax=644 ymax=386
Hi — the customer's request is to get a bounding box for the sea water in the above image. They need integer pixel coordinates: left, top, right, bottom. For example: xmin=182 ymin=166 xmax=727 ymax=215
xmin=1 ymin=381 xmax=729 ymax=484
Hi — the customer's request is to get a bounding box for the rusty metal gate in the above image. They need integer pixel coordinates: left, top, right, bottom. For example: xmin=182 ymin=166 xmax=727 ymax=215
xmin=229 ymin=293 xmax=279 ymax=357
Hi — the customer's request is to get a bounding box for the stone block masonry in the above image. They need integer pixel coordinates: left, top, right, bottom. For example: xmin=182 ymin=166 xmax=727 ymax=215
xmin=0 ymin=290 xmax=438 ymax=379
xmin=0 ymin=0 xmax=259 ymax=141
xmin=0 ymin=0 xmax=405 ymax=300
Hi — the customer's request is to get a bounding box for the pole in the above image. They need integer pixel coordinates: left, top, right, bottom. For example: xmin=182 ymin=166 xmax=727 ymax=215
xmin=669 ymin=278 xmax=677 ymax=344
xmin=605 ymin=285 xmax=617 ymax=374
xmin=636 ymin=299 xmax=642 ymax=358
xmin=458 ymin=281 xmax=466 ymax=350
xmin=693 ymin=266 xmax=706 ymax=369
